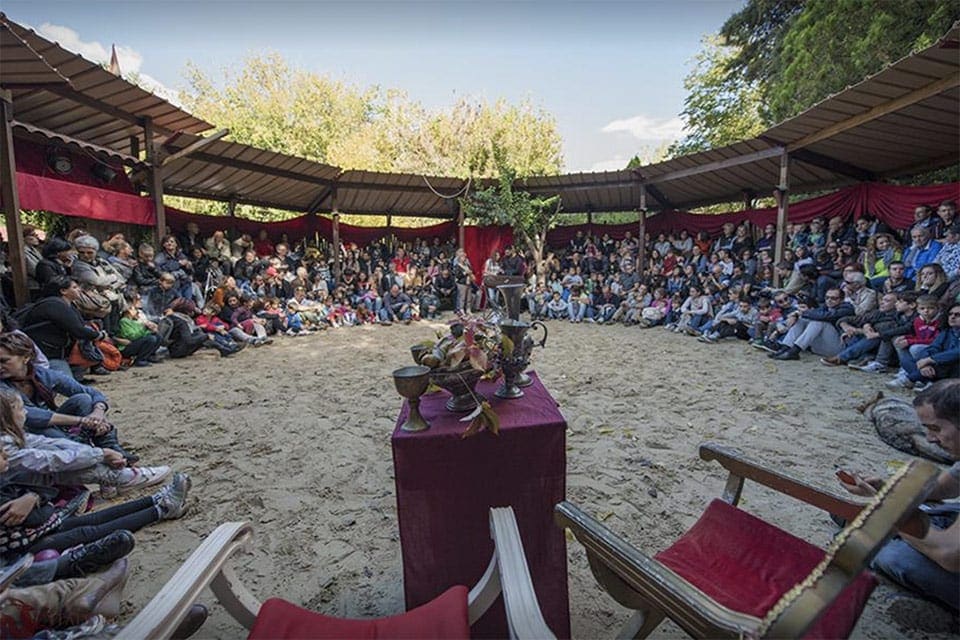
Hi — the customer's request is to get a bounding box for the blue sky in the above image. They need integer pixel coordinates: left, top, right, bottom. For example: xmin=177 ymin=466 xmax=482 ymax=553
xmin=5 ymin=1 xmax=744 ymax=172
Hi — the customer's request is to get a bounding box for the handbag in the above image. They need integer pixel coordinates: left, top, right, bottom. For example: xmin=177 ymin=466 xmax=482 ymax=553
xmin=95 ymin=340 xmax=123 ymax=371
xmin=67 ymin=339 xmax=104 ymax=368
xmin=73 ymin=288 xmax=112 ymax=319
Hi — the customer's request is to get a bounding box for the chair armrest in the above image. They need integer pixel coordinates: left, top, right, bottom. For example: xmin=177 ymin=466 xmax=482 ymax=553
xmin=0 ymin=555 xmax=33 ymax=592
xmin=556 ymin=501 xmax=761 ymax=638
xmin=117 ymin=522 xmax=258 ymax=640
xmin=487 ymin=506 xmax=556 ymax=640
xmin=700 ymin=442 xmax=866 ymax=520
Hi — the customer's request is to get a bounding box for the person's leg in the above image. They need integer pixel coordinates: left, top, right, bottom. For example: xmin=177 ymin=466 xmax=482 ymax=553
xmin=57 ymin=394 xmax=95 ymax=419
xmin=47 ymin=359 xmax=73 ymax=378
xmin=837 ymin=336 xmax=880 ymax=363
xmin=897 ymin=345 xmax=923 ymax=381
xmin=781 ymin=319 xmax=808 ymax=347
xmin=123 ymin=335 xmax=161 ymax=363
xmin=806 ymin=323 xmax=843 ymax=356
xmin=28 ymin=500 xmax=159 ymax=552
xmin=870 ymin=513 xmax=959 ymax=612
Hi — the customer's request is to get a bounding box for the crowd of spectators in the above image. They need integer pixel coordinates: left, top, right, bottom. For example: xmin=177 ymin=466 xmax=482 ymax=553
xmin=0 ymin=200 xmax=957 ymax=632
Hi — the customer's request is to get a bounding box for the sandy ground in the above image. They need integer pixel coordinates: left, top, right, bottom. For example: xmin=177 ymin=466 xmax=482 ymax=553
xmin=92 ymin=319 xmax=957 ymax=638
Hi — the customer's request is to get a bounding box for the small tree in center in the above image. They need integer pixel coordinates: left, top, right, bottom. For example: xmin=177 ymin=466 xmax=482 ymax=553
xmin=460 ymin=158 xmax=561 ymax=281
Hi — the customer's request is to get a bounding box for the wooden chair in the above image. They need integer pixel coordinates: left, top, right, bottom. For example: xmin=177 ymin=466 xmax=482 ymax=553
xmin=119 ymin=506 xmax=554 ymax=640
xmin=556 ymin=442 xmax=939 ymax=639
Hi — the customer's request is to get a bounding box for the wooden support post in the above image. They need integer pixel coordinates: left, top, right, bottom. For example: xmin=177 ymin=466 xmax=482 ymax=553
xmin=456 ymin=203 xmax=465 ymax=249
xmin=0 ymin=91 xmax=29 ymax=307
xmin=637 ymin=183 xmax=647 ymax=273
xmin=143 ymin=117 xmax=166 ymax=243
xmin=226 ymin=198 xmax=237 ymax=239
xmin=773 ymin=149 xmax=790 ymax=287
xmin=332 ymin=212 xmax=341 ymax=282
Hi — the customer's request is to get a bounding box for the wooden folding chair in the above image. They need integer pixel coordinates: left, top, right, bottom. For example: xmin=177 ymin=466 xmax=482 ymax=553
xmin=556 ymin=442 xmax=938 ymax=639
xmin=119 ymin=506 xmax=554 ymax=640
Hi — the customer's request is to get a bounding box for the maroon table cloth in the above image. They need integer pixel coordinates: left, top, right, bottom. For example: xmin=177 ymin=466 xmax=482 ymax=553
xmin=392 ymin=372 xmax=570 ymax=638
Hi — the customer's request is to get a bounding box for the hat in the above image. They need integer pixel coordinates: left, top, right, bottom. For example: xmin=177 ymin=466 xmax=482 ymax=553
xmin=265 ymin=266 xmax=278 ymax=277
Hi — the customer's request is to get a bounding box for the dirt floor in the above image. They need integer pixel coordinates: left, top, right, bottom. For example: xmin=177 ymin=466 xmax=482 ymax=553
xmin=98 ymin=319 xmax=956 ymax=638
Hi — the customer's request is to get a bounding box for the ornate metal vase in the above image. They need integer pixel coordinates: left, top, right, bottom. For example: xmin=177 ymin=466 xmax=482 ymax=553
xmin=430 ymin=366 xmax=485 ymax=412
xmin=495 ymin=320 xmax=548 ymax=399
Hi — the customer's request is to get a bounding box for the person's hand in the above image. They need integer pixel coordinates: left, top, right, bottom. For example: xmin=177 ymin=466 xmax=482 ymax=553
xmin=893 ymin=336 xmax=908 ymax=349
xmin=916 ymin=357 xmax=935 ymax=369
xmin=864 ymin=328 xmax=880 ymax=339
xmin=0 ymin=449 xmax=7 ymax=474
xmin=101 ymin=449 xmax=126 ymax=469
xmin=838 ymin=472 xmax=882 ymax=497
xmin=145 ymin=321 xmax=158 ymax=332
xmin=0 ymin=494 xmax=38 ymax=526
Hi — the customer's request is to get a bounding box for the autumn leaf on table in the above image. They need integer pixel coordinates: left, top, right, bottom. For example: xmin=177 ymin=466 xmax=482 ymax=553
xmin=460 ymin=401 xmax=500 ymax=438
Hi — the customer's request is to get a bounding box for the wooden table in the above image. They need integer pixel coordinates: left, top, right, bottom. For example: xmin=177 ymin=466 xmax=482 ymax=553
xmin=391 ymin=371 xmax=570 ymax=638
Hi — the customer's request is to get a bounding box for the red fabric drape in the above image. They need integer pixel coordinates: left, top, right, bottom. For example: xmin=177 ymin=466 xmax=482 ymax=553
xmin=16 ymin=172 xmax=155 ymax=225
xmin=462 ymin=225 xmax=513 ymax=279
xmin=546 ymin=182 xmax=960 ymax=244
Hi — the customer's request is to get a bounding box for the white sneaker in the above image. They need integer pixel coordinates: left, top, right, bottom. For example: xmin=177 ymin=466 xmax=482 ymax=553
xmin=855 ymin=361 xmax=887 ymax=373
xmin=913 ymin=381 xmax=933 ymax=393
xmin=117 ymin=465 xmax=172 ymax=495
xmin=885 ymin=372 xmax=914 ymax=389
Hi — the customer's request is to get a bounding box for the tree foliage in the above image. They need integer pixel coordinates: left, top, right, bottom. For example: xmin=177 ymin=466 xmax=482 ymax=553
xmin=460 ymin=151 xmax=561 ymax=276
xmin=720 ymin=0 xmax=960 ymax=123
xmin=672 ymin=0 xmax=960 ymax=156
xmin=178 ymin=53 xmax=564 ymax=226
xmin=668 ymin=36 xmax=765 ymax=156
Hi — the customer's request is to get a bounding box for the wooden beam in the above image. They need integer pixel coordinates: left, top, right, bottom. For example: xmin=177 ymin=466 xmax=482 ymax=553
xmin=11 ymin=119 xmax=144 ymax=166
xmin=773 ymin=150 xmax=790 ymax=286
xmin=637 ymin=184 xmax=647 ymax=274
xmin=644 ymin=183 xmax=674 ymax=210
xmin=306 ymin=185 xmax=335 ymax=215
xmin=47 ymin=84 xmax=180 ymax=137
xmin=456 ymin=202 xmax=465 ymax=249
xmin=181 ymin=150 xmax=336 ymax=187
xmin=786 ymin=147 xmax=875 ymax=182
xmin=129 ymin=135 xmax=140 ymax=159
xmin=160 ymin=129 xmax=229 ymax=167
xmin=786 ymin=71 xmax=960 ymax=152
xmin=332 ymin=212 xmax=341 ymax=282
xmin=0 ymin=91 xmax=29 ymax=306
xmin=645 ymin=147 xmax=784 ymax=184
xmin=143 ymin=117 xmax=166 ymax=242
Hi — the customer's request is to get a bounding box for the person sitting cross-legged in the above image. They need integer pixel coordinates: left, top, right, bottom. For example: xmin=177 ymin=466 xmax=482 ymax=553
xmin=770 ymin=287 xmax=854 ymax=360
xmin=379 ymin=284 xmax=412 ymax=324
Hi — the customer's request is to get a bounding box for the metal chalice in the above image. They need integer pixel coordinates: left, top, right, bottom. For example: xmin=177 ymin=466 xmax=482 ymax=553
xmin=393 ymin=365 xmax=432 ymax=432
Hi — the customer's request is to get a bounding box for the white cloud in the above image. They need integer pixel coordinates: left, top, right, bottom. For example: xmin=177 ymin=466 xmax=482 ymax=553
xmin=35 ymin=22 xmax=180 ymax=104
xmin=601 ymin=114 xmax=686 ymax=141
xmin=588 ymin=156 xmax=630 ymax=172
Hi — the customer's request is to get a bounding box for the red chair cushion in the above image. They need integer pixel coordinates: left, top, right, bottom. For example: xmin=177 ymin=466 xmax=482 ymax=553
xmin=654 ymin=499 xmax=876 ymax=639
xmin=247 ymin=585 xmax=470 ymax=640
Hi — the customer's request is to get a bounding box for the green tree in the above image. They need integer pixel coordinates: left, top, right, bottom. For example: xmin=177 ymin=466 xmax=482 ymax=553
xmin=177 ymin=53 xmax=564 ymax=224
xmin=668 ymin=36 xmax=765 ymax=156
xmin=182 ymin=52 xmax=377 ymax=163
xmin=460 ymin=152 xmax=561 ymax=278
xmin=720 ymin=0 xmax=960 ymax=123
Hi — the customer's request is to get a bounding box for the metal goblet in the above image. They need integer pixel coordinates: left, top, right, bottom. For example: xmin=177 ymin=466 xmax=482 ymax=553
xmin=393 ymin=365 xmax=432 ymax=432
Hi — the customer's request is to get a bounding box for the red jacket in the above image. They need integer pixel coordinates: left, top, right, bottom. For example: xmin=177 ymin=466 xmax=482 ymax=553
xmin=905 ymin=316 xmax=940 ymax=346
